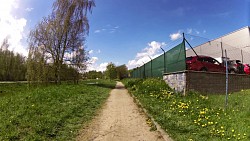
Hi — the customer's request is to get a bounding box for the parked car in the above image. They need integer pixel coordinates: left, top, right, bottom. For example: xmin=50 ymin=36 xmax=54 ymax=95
xmin=225 ymin=60 xmax=244 ymax=74
xmin=186 ymin=56 xmax=225 ymax=72
xmin=243 ymin=64 xmax=250 ymax=75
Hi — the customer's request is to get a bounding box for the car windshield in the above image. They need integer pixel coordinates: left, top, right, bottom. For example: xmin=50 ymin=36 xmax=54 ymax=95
xmin=186 ymin=57 xmax=193 ymax=61
xmin=236 ymin=60 xmax=241 ymax=63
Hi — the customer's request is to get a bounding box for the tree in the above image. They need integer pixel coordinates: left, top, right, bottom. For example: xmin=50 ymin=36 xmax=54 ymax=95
xmin=105 ymin=62 xmax=117 ymax=80
xmin=68 ymin=46 xmax=89 ymax=83
xmin=84 ymin=70 xmax=103 ymax=79
xmin=28 ymin=0 xmax=95 ymax=84
xmin=27 ymin=46 xmax=51 ymax=84
xmin=116 ymin=64 xmax=128 ymax=79
xmin=0 ymin=38 xmax=26 ymax=81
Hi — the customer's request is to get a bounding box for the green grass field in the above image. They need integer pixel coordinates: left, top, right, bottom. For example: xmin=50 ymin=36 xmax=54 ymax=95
xmin=0 ymin=80 xmax=115 ymax=140
xmin=123 ymin=78 xmax=250 ymax=141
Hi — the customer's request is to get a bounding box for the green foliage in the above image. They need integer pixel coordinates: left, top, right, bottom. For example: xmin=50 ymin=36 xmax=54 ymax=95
xmin=116 ymin=64 xmax=128 ymax=79
xmin=105 ymin=62 xmax=117 ymax=79
xmin=123 ymin=78 xmax=250 ymax=141
xmin=0 ymin=39 xmax=26 ymax=81
xmin=27 ymin=47 xmax=51 ymax=84
xmin=28 ymin=0 xmax=94 ymax=84
xmin=0 ymin=80 xmax=115 ymax=140
xmin=84 ymin=70 xmax=103 ymax=79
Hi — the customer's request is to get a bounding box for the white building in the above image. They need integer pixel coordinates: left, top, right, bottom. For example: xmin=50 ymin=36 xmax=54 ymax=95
xmin=186 ymin=26 xmax=250 ymax=64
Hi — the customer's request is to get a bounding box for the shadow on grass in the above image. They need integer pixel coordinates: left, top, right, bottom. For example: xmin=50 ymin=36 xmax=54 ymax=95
xmin=86 ymin=82 xmax=116 ymax=89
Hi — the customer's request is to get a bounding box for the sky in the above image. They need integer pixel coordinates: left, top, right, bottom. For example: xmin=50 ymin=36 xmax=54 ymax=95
xmin=0 ymin=0 xmax=249 ymax=71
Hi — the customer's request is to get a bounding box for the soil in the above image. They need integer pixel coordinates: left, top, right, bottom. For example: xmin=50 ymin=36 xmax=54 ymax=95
xmin=76 ymin=82 xmax=168 ymax=141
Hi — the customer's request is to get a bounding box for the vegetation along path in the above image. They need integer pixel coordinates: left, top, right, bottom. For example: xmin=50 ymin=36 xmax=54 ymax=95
xmin=77 ymin=82 xmax=168 ymax=141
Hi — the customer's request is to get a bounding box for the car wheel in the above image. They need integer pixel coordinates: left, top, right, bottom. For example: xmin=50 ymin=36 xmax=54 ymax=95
xmin=230 ymin=70 xmax=236 ymax=74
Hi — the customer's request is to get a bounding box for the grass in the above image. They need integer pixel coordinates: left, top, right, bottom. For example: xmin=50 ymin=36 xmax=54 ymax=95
xmin=122 ymin=78 xmax=250 ymax=141
xmin=0 ymin=79 xmax=116 ymax=140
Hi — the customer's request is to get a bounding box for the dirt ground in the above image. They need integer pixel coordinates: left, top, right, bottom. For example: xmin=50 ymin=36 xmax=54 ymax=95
xmin=77 ymin=82 xmax=168 ymax=141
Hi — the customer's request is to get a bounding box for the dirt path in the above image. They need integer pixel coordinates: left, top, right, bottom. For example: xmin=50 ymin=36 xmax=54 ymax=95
xmin=77 ymin=82 xmax=167 ymax=141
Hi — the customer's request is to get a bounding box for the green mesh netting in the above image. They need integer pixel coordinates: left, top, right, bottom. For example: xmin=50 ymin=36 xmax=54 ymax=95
xmin=166 ymin=42 xmax=186 ymax=73
xmin=130 ymin=41 xmax=186 ymax=78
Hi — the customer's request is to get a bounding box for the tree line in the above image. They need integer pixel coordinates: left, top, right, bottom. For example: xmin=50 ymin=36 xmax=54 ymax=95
xmin=1 ymin=0 xmax=128 ymax=83
xmin=0 ymin=38 xmax=82 ymax=82
xmin=84 ymin=63 xmax=128 ymax=80
xmin=0 ymin=38 xmax=26 ymax=81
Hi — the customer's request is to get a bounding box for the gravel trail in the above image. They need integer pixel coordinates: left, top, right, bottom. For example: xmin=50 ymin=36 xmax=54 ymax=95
xmin=77 ymin=82 xmax=168 ymax=141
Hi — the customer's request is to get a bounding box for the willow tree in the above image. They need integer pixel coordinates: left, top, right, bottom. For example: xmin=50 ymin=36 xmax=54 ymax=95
xmin=28 ymin=0 xmax=95 ymax=84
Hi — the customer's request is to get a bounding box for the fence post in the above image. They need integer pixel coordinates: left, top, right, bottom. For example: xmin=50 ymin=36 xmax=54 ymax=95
xmin=142 ymin=61 xmax=146 ymax=79
xmin=160 ymin=47 xmax=166 ymax=73
xmin=225 ymin=49 xmax=229 ymax=109
xmin=221 ymin=42 xmax=224 ymax=58
xmin=241 ymin=49 xmax=243 ymax=64
xmin=148 ymin=56 xmax=152 ymax=77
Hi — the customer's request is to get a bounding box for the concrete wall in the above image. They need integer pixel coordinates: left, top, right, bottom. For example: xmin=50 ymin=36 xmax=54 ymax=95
xmin=163 ymin=71 xmax=186 ymax=94
xmin=163 ymin=71 xmax=250 ymax=94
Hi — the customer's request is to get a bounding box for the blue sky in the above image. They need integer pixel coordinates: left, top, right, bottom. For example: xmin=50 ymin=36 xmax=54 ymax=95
xmin=0 ymin=0 xmax=249 ymax=71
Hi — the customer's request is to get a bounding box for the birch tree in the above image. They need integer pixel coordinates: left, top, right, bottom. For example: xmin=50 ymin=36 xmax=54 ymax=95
xmin=28 ymin=0 xmax=95 ymax=84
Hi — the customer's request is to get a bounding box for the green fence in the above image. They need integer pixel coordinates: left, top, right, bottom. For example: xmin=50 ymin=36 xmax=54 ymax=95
xmin=130 ymin=41 xmax=186 ymax=78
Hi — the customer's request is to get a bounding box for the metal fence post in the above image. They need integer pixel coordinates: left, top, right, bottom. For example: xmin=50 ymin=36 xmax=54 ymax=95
xmin=148 ymin=56 xmax=152 ymax=77
xmin=160 ymin=47 xmax=166 ymax=73
xmin=225 ymin=49 xmax=229 ymax=109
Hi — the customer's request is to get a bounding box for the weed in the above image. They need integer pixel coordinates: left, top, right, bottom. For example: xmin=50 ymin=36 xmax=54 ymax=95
xmin=0 ymin=80 xmax=115 ymax=140
xmin=123 ymin=78 xmax=250 ymax=141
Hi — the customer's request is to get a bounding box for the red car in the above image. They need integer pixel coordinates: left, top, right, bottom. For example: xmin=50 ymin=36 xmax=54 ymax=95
xmin=243 ymin=64 xmax=250 ymax=75
xmin=186 ymin=56 xmax=226 ymax=72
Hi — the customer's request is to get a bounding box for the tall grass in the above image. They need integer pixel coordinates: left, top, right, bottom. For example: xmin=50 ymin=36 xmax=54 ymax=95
xmin=123 ymin=78 xmax=250 ymax=141
xmin=0 ymin=80 xmax=115 ymax=140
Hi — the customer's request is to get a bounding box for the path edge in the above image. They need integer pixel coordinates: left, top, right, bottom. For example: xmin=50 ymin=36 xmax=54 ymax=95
xmin=125 ymin=84 xmax=174 ymax=141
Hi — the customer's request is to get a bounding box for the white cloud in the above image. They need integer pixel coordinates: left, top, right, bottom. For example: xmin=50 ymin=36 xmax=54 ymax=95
xmin=90 ymin=57 xmax=98 ymax=64
xmin=169 ymin=31 xmax=182 ymax=41
xmin=187 ymin=28 xmax=192 ymax=34
xmin=127 ymin=41 xmax=166 ymax=69
xmin=97 ymin=49 xmax=101 ymax=53
xmin=0 ymin=0 xmax=27 ymax=56
xmin=97 ymin=62 xmax=109 ymax=72
xmin=195 ymin=30 xmax=200 ymax=34
xmin=89 ymin=50 xmax=94 ymax=54
xmin=86 ymin=57 xmax=108 ymax=72
xmin=94 ymin=25 xmax=119 ymax=34
xmin=86 ymin=62 xmax=107 ymax=72
xmin=25 ymin=7 xmax=33 ymax=12
xmin=94 ymin=30 xmax=101 ymax=33
xmin=186 ymin=28 xmax=206 ymax=35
